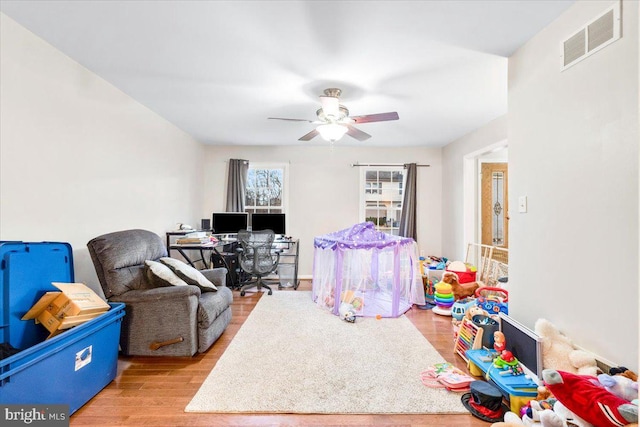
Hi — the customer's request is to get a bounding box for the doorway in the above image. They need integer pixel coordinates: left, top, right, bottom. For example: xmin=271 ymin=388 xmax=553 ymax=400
xmin=480 ymin=162 xmax=508 ymax=263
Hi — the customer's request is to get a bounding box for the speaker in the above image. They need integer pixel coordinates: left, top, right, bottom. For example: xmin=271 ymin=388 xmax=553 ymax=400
xmin=201 ymin=218 xmax=211 ymax=231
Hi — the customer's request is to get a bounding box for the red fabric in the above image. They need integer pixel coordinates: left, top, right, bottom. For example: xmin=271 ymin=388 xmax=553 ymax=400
xmin=544 ymin=370 xmax=632 ymax=426
xmin=469 ymin=400 xmax=503 ymax=419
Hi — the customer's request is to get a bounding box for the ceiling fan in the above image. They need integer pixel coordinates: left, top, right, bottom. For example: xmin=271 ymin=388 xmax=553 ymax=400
xmin=268 ymin=88 xmax=399 ymax=142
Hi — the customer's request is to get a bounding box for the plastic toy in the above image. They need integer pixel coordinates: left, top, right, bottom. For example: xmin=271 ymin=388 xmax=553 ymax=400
xmin=451 ymin=297 xmax=477 ymax=321
xmin=494 ymin=331 xmax=506 ymax=353
xmin=475 ymin=286 xmax=509 ymax=315
xmin=433 ymin=282 xmax=454 ymax=316
xmin=494 ymin=350 xmax=524 ymax=376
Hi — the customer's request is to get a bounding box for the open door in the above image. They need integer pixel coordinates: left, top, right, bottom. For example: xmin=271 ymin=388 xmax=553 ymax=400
xmin=481 ymin=162 xmax=508 ymax=263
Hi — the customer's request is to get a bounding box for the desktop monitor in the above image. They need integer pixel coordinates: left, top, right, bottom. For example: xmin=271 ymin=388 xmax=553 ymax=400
xmin=211 ymin=212 xmax=248 ymax=234
xmin=251 ymin=213 xmax=286 ymax=235
xmin=499 ymin=312 xmax=543 ymax=383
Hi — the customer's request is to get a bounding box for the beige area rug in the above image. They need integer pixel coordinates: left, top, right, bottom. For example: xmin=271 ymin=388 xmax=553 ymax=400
xmin=185 ymin=291 xmax=467 ymax=414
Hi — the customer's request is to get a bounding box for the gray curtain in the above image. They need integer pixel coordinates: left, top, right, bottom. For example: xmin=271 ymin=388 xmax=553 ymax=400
xmin=398 ymin=163 xmax=417 ymax=240
xmin=226 ymin=159 xmax=249 ymax=212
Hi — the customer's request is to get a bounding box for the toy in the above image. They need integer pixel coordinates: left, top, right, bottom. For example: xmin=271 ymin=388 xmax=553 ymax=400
xmin=543 ymin=369 xmax=638 ymax=426
xmin=433 ymin=282 xmax=454 ymax=316
xmin=491 ymin=411 xmax=528 ymax=426
xmin=538 ymin=401 xmax=593 ymax=427
xmin=476 ymin=286 xmax=509 ymax=315
xmin=494 ymin=350 xmax=524 ymax=376
xmin=338 ymin=302 xmax=356 ymax=323
xmin=598 ymin=373 xmax=639 ymax=402
xmin=522 ymin=399 xmax=554 ymax=426
xmin=442 ymin=271 xmax=482 ymax=301
xmin=494 ymin=331 xmax=506 ymax=353
xmin=611 ymin=367 xmax=639 ymax=382
xmin=534 ymin=319 xmax=599 ymax=376
xmin=451 ymin=297 xmax=477 ymax=321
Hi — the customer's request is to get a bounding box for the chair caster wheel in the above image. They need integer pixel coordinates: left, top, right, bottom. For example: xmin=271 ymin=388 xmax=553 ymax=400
xmin=268 ymin=290 xmax=273 ymax=295
xmin=240 ymin=291 xmax=245 ymax=296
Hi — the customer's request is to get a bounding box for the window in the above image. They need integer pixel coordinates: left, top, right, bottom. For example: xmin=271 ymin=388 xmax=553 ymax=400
xmin=360 ymin=166 xmax=405 ymax=235
xmin=244 ymin=164 xmax=287 ymax=215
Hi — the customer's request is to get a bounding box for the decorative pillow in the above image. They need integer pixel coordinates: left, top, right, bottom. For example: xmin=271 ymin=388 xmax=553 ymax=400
xmin=144 ymin=260 xmax=189 ymax=287
xmin=159 ymin=257 xmax=218 ymax=292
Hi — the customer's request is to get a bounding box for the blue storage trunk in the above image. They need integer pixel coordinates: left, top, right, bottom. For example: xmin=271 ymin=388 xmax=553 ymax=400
xmin=0 ymin=242 xmax=125 ymax=414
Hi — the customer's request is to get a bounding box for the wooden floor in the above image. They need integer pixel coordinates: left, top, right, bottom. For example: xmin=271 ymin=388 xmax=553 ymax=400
xmin=70 ymin=282 xmax=487 ymax=427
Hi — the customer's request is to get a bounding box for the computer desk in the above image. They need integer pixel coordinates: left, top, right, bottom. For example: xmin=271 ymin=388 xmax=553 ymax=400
xmin=166 ymin=232 xmax=299 ymax=290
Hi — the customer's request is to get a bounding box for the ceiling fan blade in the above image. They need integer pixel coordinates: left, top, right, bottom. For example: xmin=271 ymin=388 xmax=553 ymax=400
xmin=350 ymin=112 xmax=399 ymax=124
xmin=320 ymin=96 xmax=339 ymax=118
xmin=298 ymin=129 xmax=319 ymax=141
xmin=346 ymin=125 xmax=372 ymax=141
xmin=268 ymin=117 xmax=315 ymax=123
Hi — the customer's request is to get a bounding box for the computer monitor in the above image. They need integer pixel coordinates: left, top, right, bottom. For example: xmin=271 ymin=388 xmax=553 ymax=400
xmin=499 ymin=312 xmax=543 ymax=384
xmin=211 ymin=212 xmax=248 ymax=234
xmin=251 ymin=213 xmax=286 ymax=235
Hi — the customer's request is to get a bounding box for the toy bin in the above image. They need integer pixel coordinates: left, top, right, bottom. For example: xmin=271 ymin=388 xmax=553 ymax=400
xmin=0 ymin=241 xmax=125 ymax=415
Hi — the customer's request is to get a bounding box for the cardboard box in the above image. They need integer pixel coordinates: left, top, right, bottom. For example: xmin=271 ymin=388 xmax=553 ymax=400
xmin=22 ymin=282 xmax=110 ymax=338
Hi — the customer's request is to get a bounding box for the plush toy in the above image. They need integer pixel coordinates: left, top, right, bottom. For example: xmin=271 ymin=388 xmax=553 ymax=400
xmin=598 ymin=373 xmax=639 ymax=402
xmin=522 ymin=399 xmax=556 ymax=426
xmin=543 ymin=369 xmax=638 ymax=426
xmin=442 ymin=271 xmax=482 ymax=301
xmin=534 ymin=319 xmax=599 ymax=376
xmin=338 ymin=302 xmax=356 ymax=323
xmin=491 ymin=411 xmax=527 ymax=426
xmin=611 ymin=367 xmax=639 ymax=382
xmin=538 ymin=401 xmax=593 ymax=427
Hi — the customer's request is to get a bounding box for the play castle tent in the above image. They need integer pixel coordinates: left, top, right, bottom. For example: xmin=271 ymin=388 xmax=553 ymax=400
xmin=312 ymin=222 xmax=425 ymax=318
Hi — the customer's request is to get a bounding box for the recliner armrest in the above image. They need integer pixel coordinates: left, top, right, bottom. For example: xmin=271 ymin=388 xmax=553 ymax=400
xmin=110 ymin=284 xmax=201 ymax=304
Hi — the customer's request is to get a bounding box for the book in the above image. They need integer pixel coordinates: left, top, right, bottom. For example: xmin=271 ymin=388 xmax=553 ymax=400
xmin=421 ymin=362 xmax=475 ymax=392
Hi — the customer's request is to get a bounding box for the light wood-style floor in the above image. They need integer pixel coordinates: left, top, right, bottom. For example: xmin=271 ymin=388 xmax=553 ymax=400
xmin=70 ymin=282 xmax=487 ymax=427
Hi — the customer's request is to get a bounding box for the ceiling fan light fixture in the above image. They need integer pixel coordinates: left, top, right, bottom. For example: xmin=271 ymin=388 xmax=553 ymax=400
xmin=317 ymin=123 xmax=348 ymax=142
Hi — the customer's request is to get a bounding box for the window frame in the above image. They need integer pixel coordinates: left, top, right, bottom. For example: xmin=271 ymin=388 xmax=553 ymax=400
xmin=359 ymin=165 xmax=406 ymax=235
xmin=244 ymin=162 xmax=289 ymax=216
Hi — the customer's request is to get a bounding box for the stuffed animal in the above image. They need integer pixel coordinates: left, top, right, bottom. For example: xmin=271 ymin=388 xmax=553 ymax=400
xmin=543 ymin=369 xmax=638 ymax=426
xmin=534 ymin=319 xmax=599 ymax=376
xmin=538 ymin=401 xmax=593 ymax=427
xmin=442 ymin=271 xmax=482 ymax=301
xmin=611 ymin=367 xmax=639 ymax=382
xmin=598 ymin=373 xmax=639 ymax=402
xmin=491 ymin=411 xmax=527 ymax=426
xmin=338 ymin=302 xmax=356 ymax=323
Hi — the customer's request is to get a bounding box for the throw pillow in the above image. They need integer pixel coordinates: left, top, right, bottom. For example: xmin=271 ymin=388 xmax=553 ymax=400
xmin=159 ymin=257 xmax=218 ymax=292
xmin=144 ymin=260 xmax=189 ymax=287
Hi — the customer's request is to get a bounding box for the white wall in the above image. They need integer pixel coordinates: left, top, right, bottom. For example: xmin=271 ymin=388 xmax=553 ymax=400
xmin=0 ymin=14 xmax=205 ymax=293
xmin=441 ymin=115 xmax=508 ymax=260
xmin=203 ymin=145 xmax=442 ymax=276
xmin=509 ymin=0 xmax=638 ymax=369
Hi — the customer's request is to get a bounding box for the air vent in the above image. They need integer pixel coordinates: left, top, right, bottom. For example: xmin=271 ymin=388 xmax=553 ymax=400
xmin=561 ymin=1 xmax=621 ymax=71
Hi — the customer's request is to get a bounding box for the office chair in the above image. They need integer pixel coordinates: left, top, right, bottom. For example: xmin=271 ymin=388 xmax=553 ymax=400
xmin=237 ymin=229 xmax=280 ymax=296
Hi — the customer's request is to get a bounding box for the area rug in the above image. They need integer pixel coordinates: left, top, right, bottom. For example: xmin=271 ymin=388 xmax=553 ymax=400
xmin=185 ymin=291 xmax=467 ymax=414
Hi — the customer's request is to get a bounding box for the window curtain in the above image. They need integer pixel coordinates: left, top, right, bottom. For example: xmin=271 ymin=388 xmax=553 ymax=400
xmin=398 ymin=163 xmax=417 ymax=240
xmin=226 ymin=159 xmax=249 ymax=212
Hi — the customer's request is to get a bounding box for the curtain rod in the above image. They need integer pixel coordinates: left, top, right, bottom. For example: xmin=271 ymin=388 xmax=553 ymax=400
xmin=350 ymin=163 xmax=430 ymax=167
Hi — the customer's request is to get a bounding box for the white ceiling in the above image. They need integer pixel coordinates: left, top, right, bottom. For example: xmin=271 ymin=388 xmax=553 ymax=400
xmin=1 ymin=1 xmax=574 ymax=147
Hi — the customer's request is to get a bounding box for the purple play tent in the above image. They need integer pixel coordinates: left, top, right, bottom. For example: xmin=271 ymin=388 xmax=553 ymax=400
xmin=312 ymin=222 xmax=425 ymax=318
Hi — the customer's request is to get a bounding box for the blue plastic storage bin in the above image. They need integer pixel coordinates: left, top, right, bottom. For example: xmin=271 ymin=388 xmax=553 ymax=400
xmin=0 ymin=241 xmax=124 ymax=415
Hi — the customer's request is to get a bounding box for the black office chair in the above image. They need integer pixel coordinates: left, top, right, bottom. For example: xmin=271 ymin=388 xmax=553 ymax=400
xmin=237 ymin=229 xmax=280 ymax=296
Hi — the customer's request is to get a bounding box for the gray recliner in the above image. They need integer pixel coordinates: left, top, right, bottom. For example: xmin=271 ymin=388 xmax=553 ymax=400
xmin=87 ymin=229 xmax=232 ymax=357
